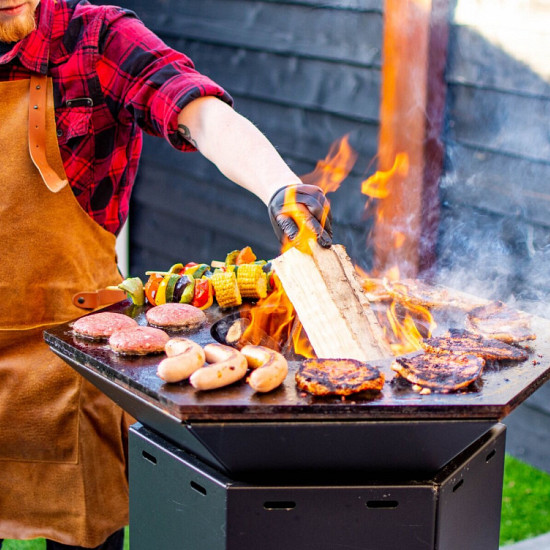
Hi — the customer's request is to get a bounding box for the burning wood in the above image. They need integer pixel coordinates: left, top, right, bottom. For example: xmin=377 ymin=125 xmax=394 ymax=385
xmin=271 ymin=240 xmax=392 ymax=361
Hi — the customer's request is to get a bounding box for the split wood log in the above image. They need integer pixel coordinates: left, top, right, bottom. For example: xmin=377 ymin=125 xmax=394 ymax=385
xmin=272 ymin=241 xmax=393 ymax=361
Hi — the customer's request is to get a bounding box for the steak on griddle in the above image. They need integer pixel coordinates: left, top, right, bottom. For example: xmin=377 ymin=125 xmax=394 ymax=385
xmin=421 ymin=328 xmax=529 ymax=362
xmin=296 ymin=358 xmax=385 ymax=396
xmin=384 ymin=278 xmax=486 ymax=310
xmin=391 ymin=352 xmax=485 ymax=392
xmin=466 ymin=301 xmax=536 ymax=343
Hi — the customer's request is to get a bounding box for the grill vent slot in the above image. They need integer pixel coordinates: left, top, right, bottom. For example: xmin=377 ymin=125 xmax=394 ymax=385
xmin=264 ymin=501 xmax=296 ymax=510
xmin=141 ymin=450 xmax=157 ymax=465
xmin=453 ymin=479 xmax=464 ymax=492
xmin=190 ymin=481 xmax=207 ymax=496
xmin=486 ymin=449 xmax=497 ymax=462
xmin=366 ymin=500 xmax=399 ymax=509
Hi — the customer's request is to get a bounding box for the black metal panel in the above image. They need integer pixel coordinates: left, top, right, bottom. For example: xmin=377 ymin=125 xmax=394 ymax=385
xmin=129 ymin=423 xmax=506 ymax=550
xmin=129 ymin=425 xmax=230 ymax=550
xmin=184 ymin=420 xmax=495 ymax=477
xmin=435 ymin=423 xmax=506 ymax=550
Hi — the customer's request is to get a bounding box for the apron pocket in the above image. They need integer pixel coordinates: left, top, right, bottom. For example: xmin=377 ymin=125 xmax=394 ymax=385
xmin=0 ymin=330 xmax=81 ymax=463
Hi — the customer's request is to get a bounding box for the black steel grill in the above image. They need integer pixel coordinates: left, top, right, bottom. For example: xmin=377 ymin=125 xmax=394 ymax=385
xmin=44 ymin=300 xmax=550 ymax=549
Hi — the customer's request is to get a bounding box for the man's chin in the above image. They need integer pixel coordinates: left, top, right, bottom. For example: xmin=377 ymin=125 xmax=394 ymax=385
xmin=0 ymin=11 xmax=37 ymax=43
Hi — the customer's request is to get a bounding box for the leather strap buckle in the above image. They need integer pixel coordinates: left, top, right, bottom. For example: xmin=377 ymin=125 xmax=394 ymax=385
xmin=72 ymin=289 xmax=127 ymax=310
xmin=28 ymin=74 xmax=68 ymax=193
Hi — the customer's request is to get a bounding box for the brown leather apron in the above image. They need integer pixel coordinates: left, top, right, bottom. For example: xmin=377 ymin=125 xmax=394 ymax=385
xmin=0 ymin=75 xmax=130 ymax=546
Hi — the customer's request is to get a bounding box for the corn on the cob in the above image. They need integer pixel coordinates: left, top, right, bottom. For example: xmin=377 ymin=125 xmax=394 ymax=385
xmin=237 ymin=263 xmax=268 ymax=299
xmin=211 ymin=271 xmax=242 ymax=308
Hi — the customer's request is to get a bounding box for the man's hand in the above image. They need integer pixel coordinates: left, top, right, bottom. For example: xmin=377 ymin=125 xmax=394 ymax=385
xmin=268 ymin=184 xmax=333 ymax=248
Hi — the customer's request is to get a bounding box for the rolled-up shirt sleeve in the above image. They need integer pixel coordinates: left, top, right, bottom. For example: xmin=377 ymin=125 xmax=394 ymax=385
xmin=97 ymin=8 xmax=233 ymax=151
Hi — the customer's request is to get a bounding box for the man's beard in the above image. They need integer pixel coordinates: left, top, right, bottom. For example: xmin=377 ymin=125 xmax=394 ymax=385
xmin=0 ymin=8 xmax=36 ymax=43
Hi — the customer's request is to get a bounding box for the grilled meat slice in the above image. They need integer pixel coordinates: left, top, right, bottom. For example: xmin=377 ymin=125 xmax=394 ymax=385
xmin=384 ymin=278 xmax=486 ymax=311
xmin=466 ymin=301 xmax=536 ymax=343
xmin=296 ymin=358 xmax=385 ymax=396
xmin=421 ymin=328 xmax=529 ymax=362
xmin=391 ymin=352 xmax=485 ymax=392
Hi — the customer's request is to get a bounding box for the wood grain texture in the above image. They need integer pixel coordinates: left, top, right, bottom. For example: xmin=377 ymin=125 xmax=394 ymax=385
xmin=272 ymin=241 xmax=392 ymax=360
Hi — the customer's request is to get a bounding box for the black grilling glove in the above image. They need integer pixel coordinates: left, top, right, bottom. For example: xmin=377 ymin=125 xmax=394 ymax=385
xmin=268 ymin=184 xmax=333 ymax=248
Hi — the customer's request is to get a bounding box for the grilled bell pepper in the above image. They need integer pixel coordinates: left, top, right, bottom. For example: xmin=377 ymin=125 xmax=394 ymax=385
xmin=184 ymin=263 xmax=210 ymax=279
xmin=225 ymin=250 xmax=240 ymax=265
xmin=235 ymin=246 xmax=257 ymax=265
xmin=191 ymin=277 xmax=214 ymax=310
xmin=144 ymin=273 xmax=164 ymax=306
xmin=168 ymin=262 xmax=184 ymax=275
xmin=154 ymin=273 xmax=172 ymax=305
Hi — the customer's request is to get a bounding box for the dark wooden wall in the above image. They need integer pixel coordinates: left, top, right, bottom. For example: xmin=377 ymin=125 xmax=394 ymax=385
xmin=107 ymin=0 xmax=384 ymax=275
xmin=440 ymin=1 xmax=550 ymax=472
xmin=436 ymin=1 xmax=550 ymax=314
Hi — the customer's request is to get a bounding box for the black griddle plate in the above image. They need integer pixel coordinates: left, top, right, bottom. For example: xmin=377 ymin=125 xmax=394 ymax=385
xmin=43 ymin=300 xmax=550 ymax=476
xmin=44 ymin=300 xmax=550 ymax=423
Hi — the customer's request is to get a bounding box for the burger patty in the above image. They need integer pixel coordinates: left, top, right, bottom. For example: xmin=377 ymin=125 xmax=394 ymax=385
xmin=391 ymin=352 xmax=485 ymax=392
xmin=295 ymin=358 xmax=385 ymax=396
xmin=421 ymin=328 xmax=529 ymax=362
xmin=109 ymin=326 xmax=169 ymax=355
xmin=72 ymin=312 xmax=138 ymax=340
xmin=146 ymin=303 xmax=206 ymax=332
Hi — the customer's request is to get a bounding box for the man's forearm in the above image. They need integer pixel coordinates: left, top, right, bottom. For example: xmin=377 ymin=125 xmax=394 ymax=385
xmin=177 ymin=96 xmax=301 ymax=204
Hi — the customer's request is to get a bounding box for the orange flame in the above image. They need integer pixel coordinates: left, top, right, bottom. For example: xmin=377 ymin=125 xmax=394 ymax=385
xmin=242 ymin=274 xmax=314 ymax=358
xmin=356 ymin=264 xmax=435 ymax=355
xmin=278 ymin=185 xmax=320 ymax=255
xmin=361 ymin=152 xmax=409 ymax=199
xmin=385 ymin=299 xmax=435 ymax=356
xmin=385 ymin=265 xmax=401 ymax=282
xmin=301 ymin=134 xmax=358 ymax=194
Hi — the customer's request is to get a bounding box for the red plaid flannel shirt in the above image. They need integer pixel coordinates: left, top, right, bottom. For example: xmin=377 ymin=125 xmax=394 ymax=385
xmin=0 ymin=0 xmax=232 ymax=234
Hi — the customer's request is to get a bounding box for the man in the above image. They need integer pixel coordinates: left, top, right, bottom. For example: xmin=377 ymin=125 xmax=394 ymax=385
xmin=0 ymin=0 xmax=332 ymax=548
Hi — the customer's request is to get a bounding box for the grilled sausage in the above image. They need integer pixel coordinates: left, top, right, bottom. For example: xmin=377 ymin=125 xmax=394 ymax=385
xmin=240 ymin=345 xmax=288 ymax=393
xmin=189 ymin=343 xmax=248 ymax=390
xmin=157 ymin=338 xmax=206 ymax=383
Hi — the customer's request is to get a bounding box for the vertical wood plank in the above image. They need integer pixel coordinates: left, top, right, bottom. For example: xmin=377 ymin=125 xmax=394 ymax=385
xmin=372 ymin=0 xmax=449 ymax=278
xmin=420 ymin=0 xmax=451 ymax=277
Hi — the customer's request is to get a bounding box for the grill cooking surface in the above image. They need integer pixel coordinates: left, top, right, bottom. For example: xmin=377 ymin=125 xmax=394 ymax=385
xmin=44 ymin=300 xmax=550 ymax=422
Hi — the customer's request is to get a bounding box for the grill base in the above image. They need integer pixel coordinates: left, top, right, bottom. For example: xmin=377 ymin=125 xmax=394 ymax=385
xmin=129 ymin=423 xmax=506 ymax=550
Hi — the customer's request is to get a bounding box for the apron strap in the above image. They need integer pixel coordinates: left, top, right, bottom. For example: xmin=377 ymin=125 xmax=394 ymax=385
xmin=28 ymin=74 xmax=68 ymax=193
xmin=72 ymin=288 xmax=127 ymax=310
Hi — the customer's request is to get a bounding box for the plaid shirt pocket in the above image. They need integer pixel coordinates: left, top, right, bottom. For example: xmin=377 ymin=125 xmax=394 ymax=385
xmin=55 ymin=106 xmax=95 ymax=194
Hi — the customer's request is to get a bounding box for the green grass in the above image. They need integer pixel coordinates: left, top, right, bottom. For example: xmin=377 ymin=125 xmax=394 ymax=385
xmin=2 ymin=455 xmax=550 ymax=549
xmin=1 ymin=527 xmax=130 ymax=550
xmin=500 ymin=455 xmax=550 ymax=546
